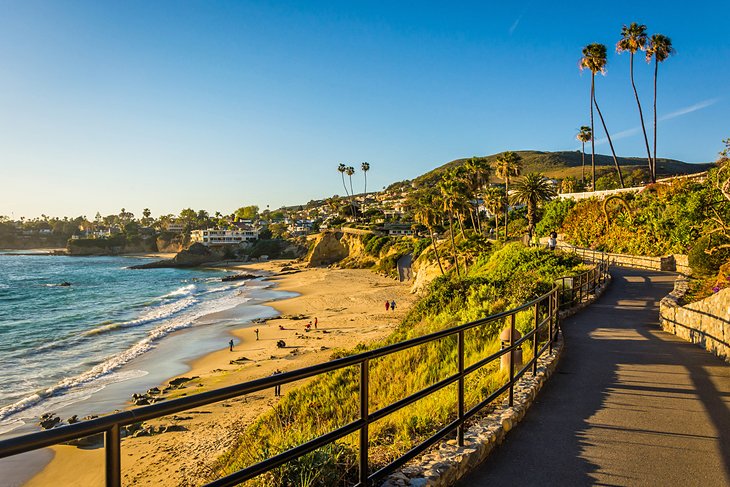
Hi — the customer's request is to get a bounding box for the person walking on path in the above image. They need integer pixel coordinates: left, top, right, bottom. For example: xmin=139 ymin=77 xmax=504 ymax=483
xmin=385 ymin=300 xmax=390 ymax=311
xmin=272 ymin=369 xmax=282 ymax=396
xmin=548 ymin=230 xmax=558 ymax=251
xmin=229 ymin=339 xmax=234 ymax=352
xmin=254 ymin=328 xmax=259 ymax=340
xmin=391 ymin=300 xmax=396 ymax=311
xmin=314 ymin=317 xmax=318 ymax=329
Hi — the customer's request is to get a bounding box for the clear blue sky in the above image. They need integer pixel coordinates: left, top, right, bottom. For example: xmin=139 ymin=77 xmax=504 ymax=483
xmin=1 ymin=1 xmax=727 ymax=219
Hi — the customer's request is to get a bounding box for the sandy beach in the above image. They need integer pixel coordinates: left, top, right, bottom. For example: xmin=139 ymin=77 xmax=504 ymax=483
xmin=25 ymin=261 xmax=416 ymax=486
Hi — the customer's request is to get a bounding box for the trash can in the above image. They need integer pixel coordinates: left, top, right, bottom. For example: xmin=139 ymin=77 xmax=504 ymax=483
xmin=500 ymin=327 xmax=523 ymax=371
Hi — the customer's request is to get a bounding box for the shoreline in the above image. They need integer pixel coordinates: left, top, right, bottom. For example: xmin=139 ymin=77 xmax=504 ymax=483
xmin=25 ymin=261 xmax=417 ymax=486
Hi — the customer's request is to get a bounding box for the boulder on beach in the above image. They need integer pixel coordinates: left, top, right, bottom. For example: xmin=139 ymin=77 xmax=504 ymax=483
xmin=39 ymin=413 xmax=61 ymax=430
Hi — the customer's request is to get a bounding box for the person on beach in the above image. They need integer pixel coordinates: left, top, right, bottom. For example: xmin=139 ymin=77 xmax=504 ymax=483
xmin=305 ymin=321 xmax=312 ymax=331
xmin=385 ymin=300 xmax=390 ymax=311
xmin=391 ymin=300 xmax=396 ymax=311
xmin=314 ymin=317 xmax=318 ymax=329
xmin=254 ymin=328 xmax=259 ymax=340
xmin=229 ymin=339 xmax=234 ymax=352
xmin=272 ymin=369 xmax=282 ymax=396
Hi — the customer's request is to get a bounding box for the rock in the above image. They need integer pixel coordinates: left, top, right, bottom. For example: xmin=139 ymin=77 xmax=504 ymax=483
xmin=222 ymin=273 xmax=258 ymax=282
xmin=134 ymin=397 xmax=150 ymax=406
xmin=276 ymin=340 xmax=286 ymax=348
xmin=160 ymin=424 xmax=187 ymax=433
xmin=58 ymin=282 xmax=72 ymax=287
xmin=67 ymin=415 xmax=79 ymax=424
xmin=168 ymin=376 xmax=198 ymax=387
xmin=147 ymin=387 xmax=161 ymax=395
xmin=39 ymin=413 xmax=61 ymax=429
xmin=64 ymin=432 xmax=104 ymax=448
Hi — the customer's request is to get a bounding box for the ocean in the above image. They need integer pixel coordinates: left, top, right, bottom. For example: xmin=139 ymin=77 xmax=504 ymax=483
xmin=0 ymin=252 xmax=288 ymax=437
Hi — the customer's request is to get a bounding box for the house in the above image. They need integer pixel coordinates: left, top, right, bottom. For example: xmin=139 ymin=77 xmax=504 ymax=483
xmin=382 ymin=223 xmax=415 ymax=237
xmin=190 ymin=227 xmax=259 ymax=246
xmin=166 ymin=221 xmax=185 ymax=233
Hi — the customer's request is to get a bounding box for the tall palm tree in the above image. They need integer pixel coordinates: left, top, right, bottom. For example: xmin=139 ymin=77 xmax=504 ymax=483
xmin=482 ymin=186 xmax=506 ymax=239
xmin=646 ymin=34 xmax=675 ymax=182
xmin=361 ymin=162 xmax=370 ymax=195
xmin=464 ymin=156 xmax=490 ymax=232
xmin=345 ymin=165 xmax=356 ymax=218
xmin=492 ymin=151 xmax=522 ymax=240
xmin=413 ymin=193 xmax=445 ymax=275
xmin=510 ymin=173 xmax=558 ymax=238
xmin=580 ymin=43 xmax=625 ymax=189
xmin=576 ymin=126 xmax=592 ymax=186
xmin=337 ymin=163 xmax=349 ymax=199
xmin=617 ymin=22 xmax=654 ymax=182
xmin=438 ymin=172 xmax=468 ymax=277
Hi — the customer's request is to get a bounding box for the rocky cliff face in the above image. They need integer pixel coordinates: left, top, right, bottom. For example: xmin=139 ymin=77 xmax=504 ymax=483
xmin=307 ymin=232 xmax=349 ymax=267
xmin=67 ymin=237 xmax=157 ymax=256
xmin=130 ymin=243 xmax=223 ymax=269
xmin=156 ymin=235 xmax=185 ymax=253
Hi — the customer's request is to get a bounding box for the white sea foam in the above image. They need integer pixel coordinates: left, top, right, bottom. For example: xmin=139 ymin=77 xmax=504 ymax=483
xmin=0 ymin=282 xmax=254 ymax=425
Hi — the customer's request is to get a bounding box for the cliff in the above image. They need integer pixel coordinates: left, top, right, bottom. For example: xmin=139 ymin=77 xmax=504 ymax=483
xmin=67 ymin=236 xmax=157 ymax=256
xmin=129 ymin=243 xmax=223 ymax=269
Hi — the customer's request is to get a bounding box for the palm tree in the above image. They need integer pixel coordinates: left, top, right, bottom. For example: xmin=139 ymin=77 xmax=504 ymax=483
xmin=337 ymin=163 xmax=349 ymax=199
xmin=482 ymin=186 xmax=506 ymax=239
xmin=576 ymin=126 xmax=592 ymax=185
xmin=438 ymin=173 xmax=469 ymax=277
xmin=492 ymin=151 xmax=522 ymax=240
xmin=464 ymin=156 xmax=490 ymax=232
xmin=580 ymin=43 xmax=625 ymax=189
xmin=617 ymin=22 xmax=654 ymax=182
xmin=646 ymin=34 xmax=674 ymax=182
xmin=413 ymin=193 xmax=445 ymax=275
xmin=361 ymin=162 xmax=370 ymax=195
xmin=510 ymin=173 xmax=558 ymax=238
xmin=345 ymin=165 xmax=356 ymax=218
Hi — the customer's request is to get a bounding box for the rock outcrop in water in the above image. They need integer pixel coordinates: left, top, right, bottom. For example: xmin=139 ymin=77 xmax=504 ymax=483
xmin=129 ymin=244 xmax=223 ymax=269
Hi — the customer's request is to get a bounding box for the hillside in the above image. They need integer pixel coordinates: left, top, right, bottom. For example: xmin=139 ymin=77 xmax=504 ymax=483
xmin=413 ymin=150 xmax=713 ymax=187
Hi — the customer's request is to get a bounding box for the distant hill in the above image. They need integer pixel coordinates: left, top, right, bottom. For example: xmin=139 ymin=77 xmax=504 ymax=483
xmin=413 ymin=150 xmax=713 ymax=187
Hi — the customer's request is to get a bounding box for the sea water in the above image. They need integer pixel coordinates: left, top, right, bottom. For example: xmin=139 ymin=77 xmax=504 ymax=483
xmin=0 ymin=253 xmax=285 ymax=436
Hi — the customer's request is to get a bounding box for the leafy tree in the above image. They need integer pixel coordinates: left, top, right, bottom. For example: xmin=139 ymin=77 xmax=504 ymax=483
xmin=561 ymin=176 xmax=578 ymax=194
xmin=510 ymin=173 xmax=557 ymax=238
xmin=617 ymin=22 xmax=653 ymax=181
xmin=536 ymin=198 xmax=576 ymax=237
xmin=234 ymin=205 xmax=259 ymax=221
xmin=482 ymin=186 xmax=506 ymax=238
xmin=580 ymin=43 xmax=625 ymax=189
xmin=646 ymin=34 xmax=675 ymax=181
xmin=438 ymin=172 xmax=469 ymax=276
xmin=412 ymin=191 xmax=445 ymax=275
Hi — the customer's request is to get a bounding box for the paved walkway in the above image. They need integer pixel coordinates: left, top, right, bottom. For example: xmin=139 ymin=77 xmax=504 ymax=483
xmin=457 ymin=268 xmax=730 ymax=487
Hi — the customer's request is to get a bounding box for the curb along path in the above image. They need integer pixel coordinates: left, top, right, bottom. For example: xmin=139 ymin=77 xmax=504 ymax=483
xmin=457 ymin=268 xmax=730 ymax=487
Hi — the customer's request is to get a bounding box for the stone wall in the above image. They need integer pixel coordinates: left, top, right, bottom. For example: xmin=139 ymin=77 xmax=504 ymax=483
xmin=556 ymin=242 xmax=691 ymax=275
xmin=660 ymin=277 xmax=730 ymax=363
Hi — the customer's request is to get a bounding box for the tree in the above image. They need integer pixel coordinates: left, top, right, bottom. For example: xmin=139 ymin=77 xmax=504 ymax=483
xmin=561 ymin=176 xmax=578 ymax=194
xmin=492 ymin=151 xmax=522 ymax=240
xmin=646 ymin=34 xmax=675 ymax=182
xmin=510 ymin=173 xmax=558 ymax=238
xmin=337 ymin=163 xmax=350 ymax=200
xmin=234 ymin=206 xmax=259 ymax=221
xmin=464 ymin=156 xmax=490 ymax=233
xmin=413 ymin=191 xmax=445 ymax=275
xmin=482 ymin=186 xmax=506 ymax=238
xmin=580 ymin=43 xmax=625 ymax=189
xmin=576 ymin=126 xmax=592 ymax=185
xmin=361 ymin=162 xmax=370 ymax=213
xmin=617 ymin=22 xmax=654 ymax=182
xmin=438 ymin=172 xmax=469 ymax=276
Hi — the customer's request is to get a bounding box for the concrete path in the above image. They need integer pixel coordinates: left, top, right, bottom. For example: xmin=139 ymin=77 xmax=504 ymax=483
xmin=457 ymin=268 xmax=730 ymax=487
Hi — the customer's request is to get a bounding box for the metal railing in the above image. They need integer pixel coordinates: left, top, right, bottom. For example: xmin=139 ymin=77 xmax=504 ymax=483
xmin=0 ymin=263 xmax=608 ymax=487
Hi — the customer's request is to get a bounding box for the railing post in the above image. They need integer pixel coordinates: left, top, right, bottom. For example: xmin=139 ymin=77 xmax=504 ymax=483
xmin=457 ymin=330 xmax=465 ymax=446
xmin=359 ymin=359 xmax=369 ymax=486
xmin=548 ymin=290 xmax=554 ymax=354
xmin=105 ymin=424 xmax=121 ymax=487
xmin=508 ymin=314 xmax=515 ymax=407
xmin=533 ymin=302 xmax=539 ymax=376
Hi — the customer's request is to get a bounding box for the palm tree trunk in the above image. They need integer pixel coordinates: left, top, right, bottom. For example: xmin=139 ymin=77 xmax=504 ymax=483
xmin=468 ymin=207 xmax=477 ymax=232
xmin=448 ymin=212 xmax=461 ymax=277
xmin=630 ymin=53 xmax=654 ymax=183
xmin=581 ymin=141 xmax=585 ymax=186
xmin=494 ymin=211 xmax=499 ymax=239
xmin=593 ymin=97 xmax=625 ymax=188
xmin=653 ymin=58 xmax=658 ymax=182
xmin=430 ymin=228 xmax=445 ymax=275
xmin=348 ymin=176 xmax=356 ymax=219
xmin=457 ymin=213 xmax=465 ymax=238
xmin=590 ymin=74 xmax=596 ymax=191
xmin=504 ymin=180 xmax=509 ymax=241
xmin=527 ymin=202 xmax=536 ymax=238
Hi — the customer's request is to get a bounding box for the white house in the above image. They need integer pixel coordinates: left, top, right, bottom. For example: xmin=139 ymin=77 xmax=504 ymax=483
xmin=191 ymin=227 xmax=259 ymax=246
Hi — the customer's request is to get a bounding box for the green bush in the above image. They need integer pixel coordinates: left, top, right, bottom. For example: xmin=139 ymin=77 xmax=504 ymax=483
xmin=688 ymin=235 xmax=730 ymax=275
xmin=536 ymin=199 xmax=575 ymax=237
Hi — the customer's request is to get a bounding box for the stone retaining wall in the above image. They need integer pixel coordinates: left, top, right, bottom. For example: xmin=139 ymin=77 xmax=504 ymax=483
xmin=660 ymin=277 xmax=730 ymax=363
xmin=381 ymin=274 xmax=612 ymax=487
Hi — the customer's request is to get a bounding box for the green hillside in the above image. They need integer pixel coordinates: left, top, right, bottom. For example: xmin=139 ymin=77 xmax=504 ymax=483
xmin=413 ymin=150 xmax=713 ymax=187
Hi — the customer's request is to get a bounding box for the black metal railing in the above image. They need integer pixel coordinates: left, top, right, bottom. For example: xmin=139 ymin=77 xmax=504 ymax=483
xmin=0 ymin=262 xmax=608 ymax=487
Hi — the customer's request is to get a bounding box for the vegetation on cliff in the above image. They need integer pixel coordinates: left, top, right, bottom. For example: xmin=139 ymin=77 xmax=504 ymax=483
xmin=213 ymin=243 xmax=585 ymax=486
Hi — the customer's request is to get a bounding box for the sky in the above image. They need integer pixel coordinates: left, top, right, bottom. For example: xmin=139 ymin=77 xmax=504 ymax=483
xmin=1 ymin=1 xmax=728 ymax=219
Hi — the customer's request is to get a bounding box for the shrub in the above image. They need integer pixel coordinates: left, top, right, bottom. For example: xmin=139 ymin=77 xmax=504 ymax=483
xmin=688 ymin=235 xmax=730 ymax=276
